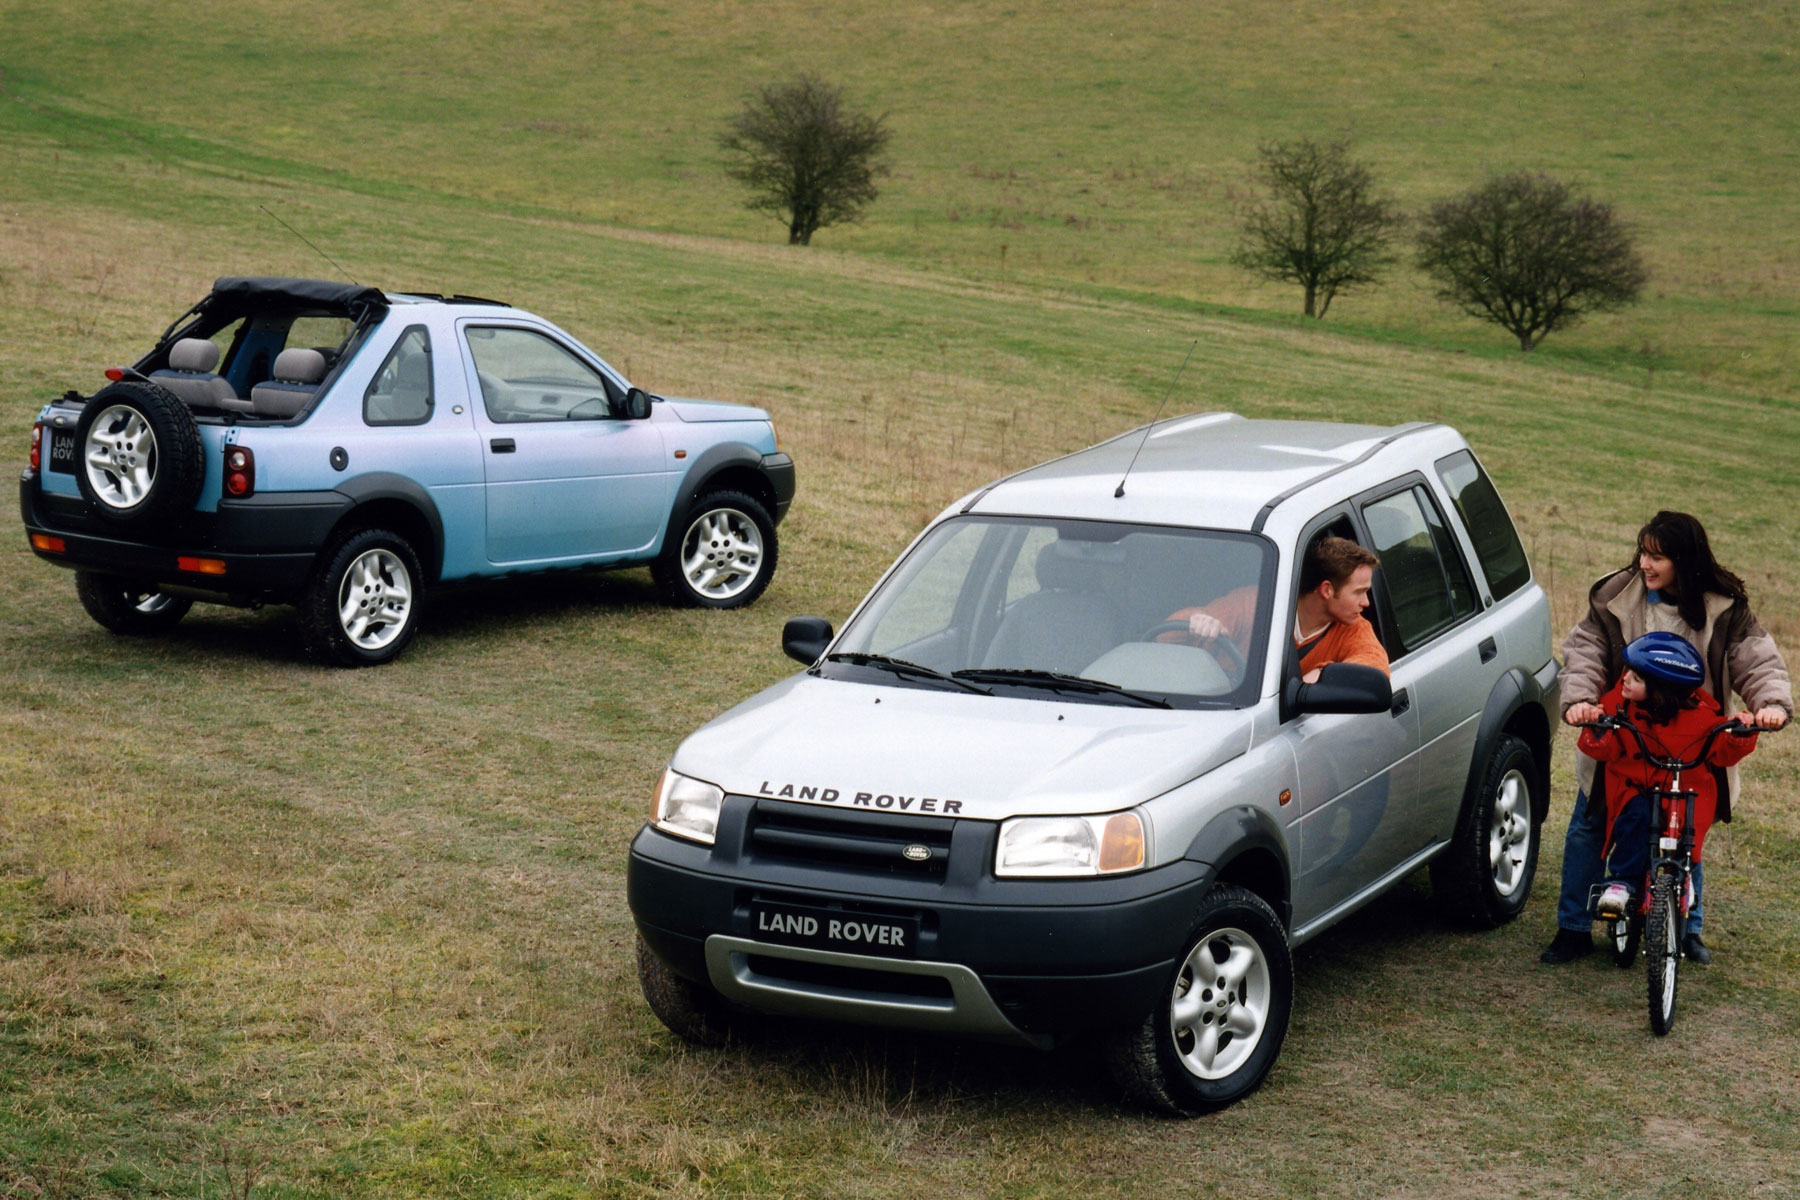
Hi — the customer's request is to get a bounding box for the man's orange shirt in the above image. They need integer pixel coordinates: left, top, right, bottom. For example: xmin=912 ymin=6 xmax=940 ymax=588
xmin=1166 ymin=587 xmax=1390 ymax=677
xmin=1298 ymin=616 xmax=1389 ymax=677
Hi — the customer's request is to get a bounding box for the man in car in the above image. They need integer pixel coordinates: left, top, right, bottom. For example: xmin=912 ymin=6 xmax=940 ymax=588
xmin=1168 ymin=536 xmax=1388 ymax=682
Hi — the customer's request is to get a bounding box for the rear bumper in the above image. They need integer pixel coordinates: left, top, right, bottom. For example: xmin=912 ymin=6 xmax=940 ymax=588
xmin=21 ymin=471 xmax=346 ymax=600
xmin=628 ymin=798 xmax=1214 ymax=1047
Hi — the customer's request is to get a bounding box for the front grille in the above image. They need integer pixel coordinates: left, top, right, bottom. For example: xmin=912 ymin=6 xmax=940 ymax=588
xmin=745 ymin=800 xmax=955 ymax=880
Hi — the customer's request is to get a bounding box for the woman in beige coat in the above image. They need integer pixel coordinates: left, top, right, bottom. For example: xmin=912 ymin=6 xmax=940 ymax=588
xmin=1541 ymin=511 xmax=1790 ymax=965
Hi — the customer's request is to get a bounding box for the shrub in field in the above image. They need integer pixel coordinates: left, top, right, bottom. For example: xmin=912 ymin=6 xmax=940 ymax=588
xmin=719 ymin=74 xmax=892 ymax=246
xmin=1416 ymin=171 xmax=1648 ymax=351
xmin=1230 ymin=137 xmax=1403 ymax=319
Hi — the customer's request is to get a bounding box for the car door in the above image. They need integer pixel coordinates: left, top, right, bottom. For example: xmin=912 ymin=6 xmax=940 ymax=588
xmin=1281 ymin=510 xmax=1423 ymax=934
xmin=1356 ymin=477 xmax=1498 ymax=846
xmin=461 ymin=323 xmax=669 ymax=565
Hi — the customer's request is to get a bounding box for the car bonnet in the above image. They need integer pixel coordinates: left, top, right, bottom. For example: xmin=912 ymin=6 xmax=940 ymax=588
xmin=669 ymin=673 xmax=1255 ymax=821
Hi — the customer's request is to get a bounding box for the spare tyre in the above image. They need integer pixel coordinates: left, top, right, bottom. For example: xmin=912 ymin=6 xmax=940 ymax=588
xmin=73 ymin=380 xmax=205 ymax=526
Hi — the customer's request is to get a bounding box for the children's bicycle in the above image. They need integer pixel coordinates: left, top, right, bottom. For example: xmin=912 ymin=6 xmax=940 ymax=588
xmin=1581 ymin=713 xmax=1766 ymax=1035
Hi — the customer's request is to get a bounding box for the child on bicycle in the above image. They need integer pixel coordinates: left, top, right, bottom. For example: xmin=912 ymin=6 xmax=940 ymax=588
xmin=1579 ymin=632 xmax=1760 ymax=919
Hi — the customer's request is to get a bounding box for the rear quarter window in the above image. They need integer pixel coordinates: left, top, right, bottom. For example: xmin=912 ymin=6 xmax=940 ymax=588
xmin=1434 ymin=450 xmax=1531 ymax=600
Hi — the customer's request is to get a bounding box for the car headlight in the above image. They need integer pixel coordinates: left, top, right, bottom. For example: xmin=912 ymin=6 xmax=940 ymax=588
xmin=651 ymin=768 xmax=725 ymax=845
xmin=994 ymin=811 xmax=1146 ymax=877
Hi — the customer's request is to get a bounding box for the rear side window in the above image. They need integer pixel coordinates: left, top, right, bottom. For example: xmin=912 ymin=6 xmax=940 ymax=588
xmin=364 ymin=326 xmax=433 ymax=426
xmin=1435 ymin=450 xmax=1531 ymax=600
xmin=1362 ymin=485 xmax=1478 ymax=653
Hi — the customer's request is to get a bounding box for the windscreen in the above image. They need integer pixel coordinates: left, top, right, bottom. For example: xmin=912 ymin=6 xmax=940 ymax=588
xmin=826 ymin=516 xmax=1273 ymax=707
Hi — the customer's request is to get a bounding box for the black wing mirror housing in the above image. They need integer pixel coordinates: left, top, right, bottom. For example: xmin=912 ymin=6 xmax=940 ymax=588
xmin=782 ymin=616 xmax=834 ymax=665
xmin=1283 ymin=663 xmax=1393 ymax=716
xmin=610 ymin=387 xmax=654 ymax=420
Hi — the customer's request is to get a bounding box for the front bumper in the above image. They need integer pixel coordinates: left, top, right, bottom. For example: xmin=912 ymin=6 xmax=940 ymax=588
xmin=21 ymin=471 xmax=349 ymax=600
xmin=763 ymin=452 xmax=796 ymax=523
xmin=627 ymin=795 xmax=1213 ymax=1048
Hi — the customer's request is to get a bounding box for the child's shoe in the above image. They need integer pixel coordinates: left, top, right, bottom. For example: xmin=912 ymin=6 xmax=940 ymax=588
xmin=1596 ymin=883 xmax=1631 ymax=919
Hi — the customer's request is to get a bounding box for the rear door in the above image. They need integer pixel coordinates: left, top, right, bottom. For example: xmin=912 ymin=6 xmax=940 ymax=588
xmin=1355 ymin=476 xmax=1498 ymax=845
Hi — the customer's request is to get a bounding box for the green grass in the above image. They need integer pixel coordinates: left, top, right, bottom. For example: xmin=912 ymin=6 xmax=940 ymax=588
xmin=3 ymin=2 xmax=1800 ymax=1196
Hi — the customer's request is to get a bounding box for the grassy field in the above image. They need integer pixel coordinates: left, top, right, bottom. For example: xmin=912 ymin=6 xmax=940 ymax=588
xmin=3 ymin=2 xmax=1799 ymax=1196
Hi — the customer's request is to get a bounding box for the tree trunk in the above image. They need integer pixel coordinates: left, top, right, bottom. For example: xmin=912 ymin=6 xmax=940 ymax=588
xmin=1303 ymin=285 xmax=1316 ymax=318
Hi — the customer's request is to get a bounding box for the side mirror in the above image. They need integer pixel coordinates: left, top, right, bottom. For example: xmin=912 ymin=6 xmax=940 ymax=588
xmin=610 ymin=387 xmax=653 ymax=420
xmin=782 ymin=616 xmax=834 ymax=665
xmin=1283 ymin=663 xmax=1393 ymax=716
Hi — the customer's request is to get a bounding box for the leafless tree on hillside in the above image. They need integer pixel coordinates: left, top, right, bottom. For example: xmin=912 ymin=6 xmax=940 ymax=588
xmin=719 ymin=74 xmax=892 ymax=246
xmin=1231 ymin=138 xmax=1403 ymax=319
xmin=1416 ymin=171 xmax=1647 ymax=351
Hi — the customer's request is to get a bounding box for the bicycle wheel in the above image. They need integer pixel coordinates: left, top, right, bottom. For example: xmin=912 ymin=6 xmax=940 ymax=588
xmin=1610 ymin=913 xmax=1640 ymax=968
xmin=1646 ymin=869 xmax=1680 ymax=1036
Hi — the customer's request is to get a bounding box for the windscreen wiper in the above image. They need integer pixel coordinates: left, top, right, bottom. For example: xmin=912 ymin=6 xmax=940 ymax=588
xmin=824 ymin=652 xmax=993 ymax=695
xmin=951 ymin=668 xmax=1172 ymax=708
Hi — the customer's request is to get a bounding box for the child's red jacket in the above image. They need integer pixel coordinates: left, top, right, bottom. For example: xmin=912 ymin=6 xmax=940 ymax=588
xmin=1576 ymin=683 xmax=1758 ymax=862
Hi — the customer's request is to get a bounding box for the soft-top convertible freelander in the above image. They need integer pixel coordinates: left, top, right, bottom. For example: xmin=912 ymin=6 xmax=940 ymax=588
xmin=22 ymin=277 xmax=795 ymax=664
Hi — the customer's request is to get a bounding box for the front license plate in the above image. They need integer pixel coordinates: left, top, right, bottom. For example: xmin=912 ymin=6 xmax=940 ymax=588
xmin=748 ymin=900 xmax=921 ymax=960
xmin=47 ymin=428 xmax=76 ymax=474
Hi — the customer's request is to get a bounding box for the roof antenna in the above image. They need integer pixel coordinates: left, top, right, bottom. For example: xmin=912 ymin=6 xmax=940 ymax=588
xmin=1114 ymin=338 xmax=1196 ymax=498
xmin=259 ymin=205 xmax=359 ymax=284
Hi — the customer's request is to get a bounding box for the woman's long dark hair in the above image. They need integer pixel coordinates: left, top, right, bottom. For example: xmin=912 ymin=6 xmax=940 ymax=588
xmin=1636 ymin=510 xmax=1748 ymax=630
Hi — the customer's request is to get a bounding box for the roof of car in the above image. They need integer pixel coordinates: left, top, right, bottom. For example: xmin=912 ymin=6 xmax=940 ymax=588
xmin=963 ymin=412 xmax=1446 ymax=532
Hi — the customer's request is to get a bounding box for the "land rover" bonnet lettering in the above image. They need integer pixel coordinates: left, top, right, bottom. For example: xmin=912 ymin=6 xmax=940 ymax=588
xmin=757 ymin=780 xmax=962 ymax=814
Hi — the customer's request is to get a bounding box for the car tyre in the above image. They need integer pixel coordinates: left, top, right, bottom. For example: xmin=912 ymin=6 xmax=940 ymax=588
xmin=636 ymin=936 xmax=734 ymax=1047
xmin=74 ymin=571 xmax=193 ymax=635
xmin=299 ymin=528 xmax=423 ymax=667
xmin=1105 ymin=885 xmax=1292 ymax=1116
xmin=653 ymin=489 xmax=777 ymax=609
xmin=72 ymin=381 xmax=205 ymax=526
xmin=1430 ymin=733 xmax=1541 ymax=928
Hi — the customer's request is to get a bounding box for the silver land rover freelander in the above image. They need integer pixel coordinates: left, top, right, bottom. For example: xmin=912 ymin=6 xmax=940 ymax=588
xmin=628 ymin=413 xmax=1558 ymax=1114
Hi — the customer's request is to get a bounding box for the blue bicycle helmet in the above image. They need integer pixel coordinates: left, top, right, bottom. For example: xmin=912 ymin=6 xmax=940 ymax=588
xmin=1622 ymin=631 xmax=1704 ymax=692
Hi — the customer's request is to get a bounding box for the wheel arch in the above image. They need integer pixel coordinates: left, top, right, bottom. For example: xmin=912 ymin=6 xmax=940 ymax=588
xmin=1461 ymin=669 xmax=1556 ymax=831
xmin=325 ymin=473 xmax=445 ymax=583
xmin=665 ymin=444 xmax=782 ymax=547
xmin=1183 ymin=805 xmax=1292 ymax=932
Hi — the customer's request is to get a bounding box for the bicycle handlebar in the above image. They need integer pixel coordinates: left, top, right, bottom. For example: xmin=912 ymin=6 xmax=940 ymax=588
xmin=1576 ymin=713 xmax=1770 ymax=773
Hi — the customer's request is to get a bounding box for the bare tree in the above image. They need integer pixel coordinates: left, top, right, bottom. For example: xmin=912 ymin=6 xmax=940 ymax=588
xmin=1231 ymin=138 xmax=1402 ymax=319
xmin=1416 ymin=171 xmax=1647 ymax=351
xmin=719 ymin=74 xmax=891 ymax=246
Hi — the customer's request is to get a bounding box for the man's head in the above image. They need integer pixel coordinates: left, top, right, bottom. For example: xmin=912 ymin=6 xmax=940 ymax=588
xmin=1300 ymin=536 xmax=1380 ymax=626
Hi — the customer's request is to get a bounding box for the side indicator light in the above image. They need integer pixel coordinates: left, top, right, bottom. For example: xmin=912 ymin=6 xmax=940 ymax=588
xmin=177 ymin=556 xmax=228 ymax=576
xmin=31 ymin=534 xmax=66 ymax=554
xmin=1278 ymin=789 xmax=1293 ymax=807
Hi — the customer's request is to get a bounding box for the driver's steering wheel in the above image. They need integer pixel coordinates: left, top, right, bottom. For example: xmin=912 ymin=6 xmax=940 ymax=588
xmin=1141 ymin=620 xmax=1247 ymax=675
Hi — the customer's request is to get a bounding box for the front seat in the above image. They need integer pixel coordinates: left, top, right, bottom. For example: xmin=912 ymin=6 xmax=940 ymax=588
xmin=249 ymin=348 xmax=329 ymax=418
xmin=981 ymin=540 xmax=1127 ymax=675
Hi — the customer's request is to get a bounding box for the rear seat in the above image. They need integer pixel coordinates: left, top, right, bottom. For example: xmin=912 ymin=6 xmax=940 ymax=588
xmin=151 ymin=338 xmax=242 ymax=410
xmin=250 ymin=348 xmax=328 ymax=418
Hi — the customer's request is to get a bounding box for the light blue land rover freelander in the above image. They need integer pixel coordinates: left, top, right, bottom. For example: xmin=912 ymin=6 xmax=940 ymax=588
xmin=21 ymin=277 xmax=795 ymax=664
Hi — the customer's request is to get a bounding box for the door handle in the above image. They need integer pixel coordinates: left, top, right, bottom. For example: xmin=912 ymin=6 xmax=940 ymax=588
xmin=490 ymin=438 xmax=516 ymax=453
xmin=1479 ymin=636 xmax=1497 ymax=663
xmin=1391 ymin=687 xmax=1411 ymax=717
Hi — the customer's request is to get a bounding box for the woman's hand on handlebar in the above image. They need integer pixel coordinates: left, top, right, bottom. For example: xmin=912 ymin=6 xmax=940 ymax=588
xmin=1565 ymin=702 xmax=1605 ymax=726
xmin=1732 ymin=706 xmax=1789 ymax=731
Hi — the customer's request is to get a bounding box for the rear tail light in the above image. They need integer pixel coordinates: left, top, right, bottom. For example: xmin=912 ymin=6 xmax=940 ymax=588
xmin=29 ymin=422 xmax=42 ymax=471
xmin=105 ymin=367 xmax=126 ymax=382
xmin=223 ymin=445 xmax=256 ymax=498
